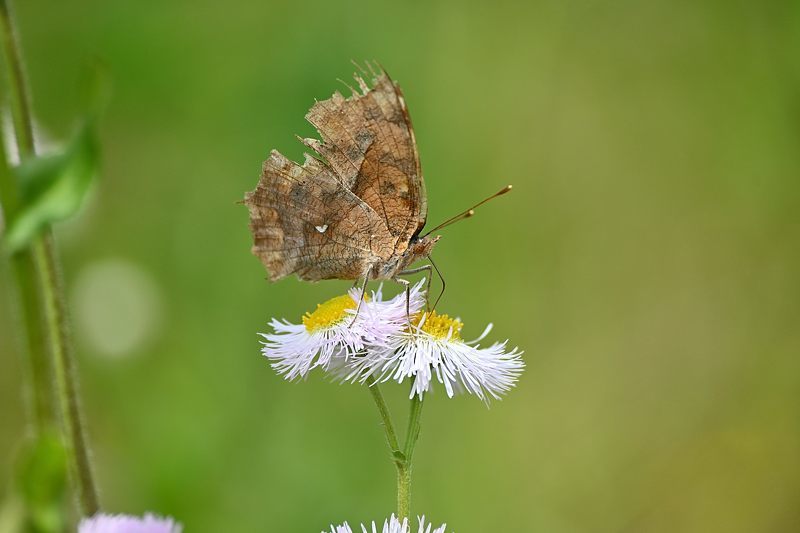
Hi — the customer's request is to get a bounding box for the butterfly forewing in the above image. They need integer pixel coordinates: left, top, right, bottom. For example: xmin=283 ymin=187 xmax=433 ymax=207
xmin=304 ymin=67 xmax=427 ymax=253
xmin=245 ymin=65 xmax=427 ymax=282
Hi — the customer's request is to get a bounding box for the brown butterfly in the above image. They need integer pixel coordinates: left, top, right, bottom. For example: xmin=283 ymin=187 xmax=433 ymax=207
xmin=244 ymin=62 xmax=509 ymax=308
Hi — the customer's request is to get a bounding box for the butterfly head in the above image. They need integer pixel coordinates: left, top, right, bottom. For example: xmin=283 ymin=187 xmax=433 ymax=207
xmin=407 ymin=233 xmax=440 ymax=261
xmin=398 ymin=234 xmax=440 ymax=273
xmin=370 ymin=234 xmax=440 ymax=280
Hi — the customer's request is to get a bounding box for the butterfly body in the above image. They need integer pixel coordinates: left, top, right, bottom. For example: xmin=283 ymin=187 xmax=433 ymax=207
xmin=245 ymin=65 xmax=436 ymax=283
xmin=368 ymin=234 xmax=439 ymax=280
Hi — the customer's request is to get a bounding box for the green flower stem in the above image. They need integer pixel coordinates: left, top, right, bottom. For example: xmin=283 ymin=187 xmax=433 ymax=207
xmin=367 ymin=377 xmax=401 ymax=454
xmin=366 ymin=378 xmax=426 ymax=519
xmin=0 ymin=0 xmax=99 ymax=516
xmin=33 ymin=234 xmax=99 ymax=515
xmin=0 ymin=119 xmax=53 ymax=432
xmin=403 ymin=395 xmax=425 ymax=464
xmin=365 ymin=378 xmax=409 ymax=516
xmin=397 ymin=395 xmax=424 ymax=519
xmin=396 ymin=463 xmax=411 ymax=520
xmin=0 ymin=0 xmax=34 ymax=154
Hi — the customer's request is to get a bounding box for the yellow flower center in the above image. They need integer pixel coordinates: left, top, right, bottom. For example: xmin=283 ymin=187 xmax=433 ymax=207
xmin=415 ymin=311 xmax=463 ymax=341
xmin=302 ymin=294 xmax=365 ymax=332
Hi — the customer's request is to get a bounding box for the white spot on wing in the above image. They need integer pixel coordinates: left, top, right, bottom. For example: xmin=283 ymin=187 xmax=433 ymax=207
xmin=315 ymin=224 xmax=328 ymax=233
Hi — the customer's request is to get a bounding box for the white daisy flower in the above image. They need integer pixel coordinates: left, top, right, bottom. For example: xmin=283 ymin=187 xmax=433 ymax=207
xmin=260 ymin=281 xmax=425 ymax=380
xmin=349 ymin=310 xmax=524 ymax=402
xmin=78 ymin=513 xmax=181 ymax=533
xmin=324 ymin=514 xmax=447 ymax=533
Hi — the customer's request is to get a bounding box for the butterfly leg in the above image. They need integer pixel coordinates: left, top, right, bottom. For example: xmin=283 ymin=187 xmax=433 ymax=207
xmin=398 ymin=256 xmax=448 ymax=311
xmin=397 ymin=264 xmax=431 ymax=280
xmin=428 ymin=255 xmax=446 ymax=311
xmin=348 ymin=273 xmax=370 ymax=328
xmin=397 ymin=264 xmax=432 ymax=311
xmin=394 ymin=277 xmax=412 ymax=327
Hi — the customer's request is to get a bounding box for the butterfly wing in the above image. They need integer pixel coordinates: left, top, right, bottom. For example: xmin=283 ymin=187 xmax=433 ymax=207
xmin=301 ymin=64 xmax=427 ymax=256
xmin=245 ymin=150 xmax=395 ymax=281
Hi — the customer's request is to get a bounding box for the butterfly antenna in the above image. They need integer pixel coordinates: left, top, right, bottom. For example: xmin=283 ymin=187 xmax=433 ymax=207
xmin=422 ymin=185 xmax=512 ymax=237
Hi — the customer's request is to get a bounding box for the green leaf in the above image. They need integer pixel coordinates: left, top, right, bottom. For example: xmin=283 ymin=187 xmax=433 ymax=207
xmin=2 ymin=120 xmax=99 ymax=252
xmin=15 ymin=432 xmax=68 ymax=533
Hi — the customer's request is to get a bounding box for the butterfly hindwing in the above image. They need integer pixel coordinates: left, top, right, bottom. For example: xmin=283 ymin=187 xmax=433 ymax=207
xmin=245 ymin=150 xmax=395 ymax=281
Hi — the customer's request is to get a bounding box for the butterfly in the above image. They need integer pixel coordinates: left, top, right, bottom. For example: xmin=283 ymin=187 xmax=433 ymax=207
xmin=244 ymin=62 xmax=509 ymax=306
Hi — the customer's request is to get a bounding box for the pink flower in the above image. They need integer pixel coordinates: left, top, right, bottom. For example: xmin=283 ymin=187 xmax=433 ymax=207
xmin=78 ymin=513 xmax=182 ymax=533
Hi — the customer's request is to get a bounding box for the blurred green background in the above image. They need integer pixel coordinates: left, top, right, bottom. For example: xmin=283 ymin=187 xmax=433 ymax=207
xmin=1 ymin=0 xmax=799 ymax=531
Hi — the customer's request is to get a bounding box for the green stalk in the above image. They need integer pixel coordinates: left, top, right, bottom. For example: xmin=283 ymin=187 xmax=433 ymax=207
xmin=398 ymin=395 xmax=424 ymax=519
xmin=367 ymin=377 xmax=402 ymax=456
xmin=403 ymin=395 xmax=424 ymax=464
xmin=367 ymin=375 xmax=427 ymax=520
xmin=366 ymin=378 xmax=409 ymax=516
xmin=396 ymin=463 xmax=411 ymax=520
xmin=0 ymin=0 xmax=33 ymax=153
xmin=0 ymin=0 xmax=99 ymax=516
xmin=366 ymin=378 xmax=421 ymax=519
xmin=32 ymin=234 xmax=99 ymax=515
xmin=0 ymin=3 xmax=53 ymax=436
xmin=0 ymin=136 xmax=53 ymax=432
